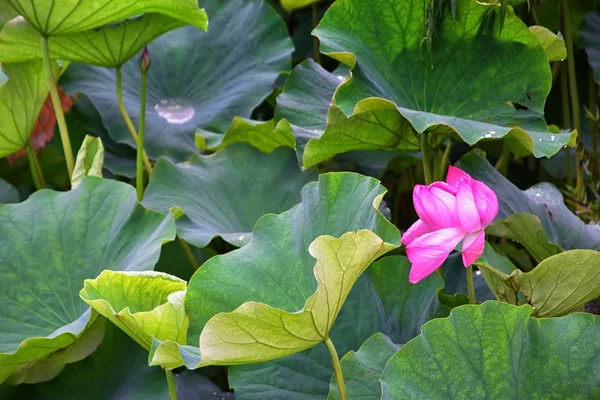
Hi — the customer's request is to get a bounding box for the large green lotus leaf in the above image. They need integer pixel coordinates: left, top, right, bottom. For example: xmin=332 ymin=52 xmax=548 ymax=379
xmin=274 ymin=58 xmax=347 ymax=157
xmin=61 ymin=0 xmax=293 ymax=161
xmin=328 ymin=333 xmax=400 ymax=400
xmin=0 ymin=322 xmax=169 ymax=399
xmin=229 ymin=256 xmax=447 ymax=399
xmin=308 ymin=0 xmax=575 ymax=166
xmin=199 ymin=230 xmax=395 ymax=366
xmin=477 ymin=250 xmax=600 ymax=317
xmin=3 ymin=0 xmax=206 ymax=35
xmin=196 ymin=117 xmax=295 ymax=154
xmin=457 ymin=150 xmax=600 ymax=251
xmin=0 ymin=177 xmax=18 ymax=203
xmin=0 ymin=13 xmax=206 ymax=67
xmin=0 ymin=177 xmax=176 ymax=383
xmin=80 ymin=270 xmax=188 ymax=353
xmin=380 ymin=301 xmax=600 ymax=399
xmin=185 ymin=172 xmax=401 ymax=341
xmin=367 ymin=256 xmax=448 ymax=344
xmin=0 ymin=60 xmax=49 ymax=157
xmin=144 ymin=144 xmax=316 ymax=248
xmin=581 ymin=11 xmax=600 ymax=84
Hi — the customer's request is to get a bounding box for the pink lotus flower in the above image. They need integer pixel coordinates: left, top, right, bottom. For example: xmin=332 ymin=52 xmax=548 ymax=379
xmin=402 ymin=166 xmax=498 ymax=284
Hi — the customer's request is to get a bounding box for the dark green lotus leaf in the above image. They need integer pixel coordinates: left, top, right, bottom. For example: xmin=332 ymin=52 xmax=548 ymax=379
xmin=185 ymin=172 xmax=401 ymax=341
xmin=328 ymin=333 xmax=400 ymax=400
xmin=228 ymin=256 xmax=447 ymax=399
xmin=0 ymin=13 xmax=206 ymax=67
xmin=274 ymin=58 xmax=347 ymax=157
xmin=307 ymin=0 xmax=575 ymax=167
xmin=0 ymin=177 xmax=18 ymax=203
xmin=4 ymin=0 xmax=206 ymax=36
xmin=1 ymin=322 xmax=169 ymax=399
xmin=380 ymin=301 xmax=600 ymax=399
xmin=144 ymin=144 xmax=316 ymax=248
xmin=0 ymin=177 xmax=176 ymax=383
xmin=195 ymin=117 xmax=295 ymax=154
xmin=61 ymin=0 xmax=293 ymax=161
xmin=581 ymin=11 xmax=600 ymax=84
xmin=0 ymin=60 xmax=49 ymax=158
xmin=457 ymin=150 xmax=600 ymax=251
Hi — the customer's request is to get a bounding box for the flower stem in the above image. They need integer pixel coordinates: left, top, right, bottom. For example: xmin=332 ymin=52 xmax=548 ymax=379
xmin=137 ymin=67 xmax=149 ymax=201
xmin=562 ymin=0 xmax=584 ymax=200
xmin=324 ymin=337 xmax=347 ymax=400
xmin=116 ymin=67 xmax=153 ymax=177
xmin=421 ymin=132 xmax=433 ymax=185
xmin=589 ymin=68 xmax=598 ymax=183
xmin=25 ymin=143 xmax=45 ymax=190
xmin=40 ymin=35 xmax=74 ymax=178
xmin=165 ymin=369 xmax=178 ymax=400
xmin=466 ymin=266 xmax=477 ymax=304
xmin=561 ymin=66 xmax=573 ymax=186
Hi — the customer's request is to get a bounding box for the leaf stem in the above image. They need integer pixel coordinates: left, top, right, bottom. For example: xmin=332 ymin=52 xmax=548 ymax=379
xmin=421 ymin=132 xmax=433 ymax=184
xmin=440 ymin=140 xmax=453 ymax=179
xmin=25 ymin=143 xmax=45 ymax=190
xmin=116 ymin=67 xmax=153 ymax=176
xmin=562 ymin=0 xmax=583 ymax=200
xmin=494 ymin=143 xmax=511 ymax=176
xmin=590 ymin=68 xmax=598 ymax=183
xmin=561 ymin=66 xmax=573 ymax=186
xmin=466 ymin=266 xmax=477 ymax=304
xmin=40 ymin=35 xmax=74 ymax=178
xmin=179 ymin=237 xmax=199 ymax=271
xmin=324 ymin=337 xmax=347 ymax=400
xmin=312 ymin=4 xmax=322 ymax=65
xmin=137 ymin=67 xmax=149 ymax=201
xmin=165 ymin=369 xmax=178 ymax=400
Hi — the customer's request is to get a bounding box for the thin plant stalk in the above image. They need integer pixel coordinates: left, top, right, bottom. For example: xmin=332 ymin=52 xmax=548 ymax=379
xmin=312 ymin=4 xmax=322 ymax=64
xmin=40 ymin=36 xmax=74 ymax=178
xmin=165 ymin=369 xmax=178 ymax=400
xmin=25 ymin=143 xmax=45 ymax=190
xmin=440 ymin=141 xmax=453 ymax=179
xmin=179 ymin=237 xmax=199 ymax=271
xmin=562 ymin=0 xmax=584 ymax=199
xmin=466 ymin=266 xmax=477 ymax=304
xmin=324 ymin=337 xmax=347 ymax=400
xmin=561 ymin=66 xmax=573 ymax=186
xmin=421 ymin=132 xmax=433 ymax=185
xmin=494 ymin=144 xmax=511 ymax=176
xmin=137 ymin=66 xmax=149 ymax=201
xmin=116 ymin=67 xmax=153 ymax=176
xmin=590 ymin=68 xmax=598 ymax=181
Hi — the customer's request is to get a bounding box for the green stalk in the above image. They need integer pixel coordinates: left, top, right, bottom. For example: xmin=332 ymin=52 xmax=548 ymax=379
xmin=561 ymin=66 xmax=573 ymax=186
xmin=165 ymin=369 xmax=178 ymax=400
xmin=137 ymin=67 xmax=149 ymax=200
xmin=421 ymin=132 xmax=433 ymax=184
xmin=179 ymin=237 xmax=199 ymax=271
xmin=466 ymin=266 xmax=477 ymax=304
xmin=312 ymin=4 xmax=322 ymax=65
xmin=116 ymin=67 xmax=153 ymax=176
xmin=439 ymin=141 xmax=453 ymax=179
xmin=25 ymin=143 xmax=45 ymax=190
xmin=562 ymin=0 xmax=584 ymax=199
xmin=40 ymin=35 xmax=74 ymax=178
xmin=494 ymin=143 xmax=511 ymax=176
xmin=590 ymin=68 xmax=598 ymax=181
xmin=324 ymin=337 xmax=347 ymax=400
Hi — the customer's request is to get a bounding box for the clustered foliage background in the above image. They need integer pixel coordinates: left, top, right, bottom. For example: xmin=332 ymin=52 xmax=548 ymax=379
xmin=1 ymin=0 xmax=600 ymax=399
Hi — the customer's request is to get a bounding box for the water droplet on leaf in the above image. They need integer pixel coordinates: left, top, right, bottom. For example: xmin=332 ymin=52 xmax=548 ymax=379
xmin=155 ymin=99 xmax=195 ymax=124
